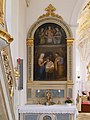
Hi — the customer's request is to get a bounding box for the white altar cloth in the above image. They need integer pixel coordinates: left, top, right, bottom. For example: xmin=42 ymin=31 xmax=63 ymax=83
xmin=18 ymin=104 xmax=78 ymax=114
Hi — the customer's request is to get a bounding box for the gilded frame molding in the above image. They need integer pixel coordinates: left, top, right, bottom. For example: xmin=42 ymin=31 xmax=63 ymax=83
xmin=27 ymin=18 xmax=74 ymax=83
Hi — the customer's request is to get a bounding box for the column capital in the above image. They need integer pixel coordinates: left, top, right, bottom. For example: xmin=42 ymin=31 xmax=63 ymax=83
xmin=26 ymin=39 xmax=34 ymax=46
xmin=66 ymin=38 xmax=74 ymax=45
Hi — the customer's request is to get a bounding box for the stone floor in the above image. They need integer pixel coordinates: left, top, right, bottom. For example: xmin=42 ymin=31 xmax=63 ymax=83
xmin=77 ymin=113 xmax=90 ymax=120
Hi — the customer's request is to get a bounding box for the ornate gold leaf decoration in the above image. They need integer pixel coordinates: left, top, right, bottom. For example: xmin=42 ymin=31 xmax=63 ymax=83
xmin=0 ymin=29 xmax=13 ymax=43
xmin=14 ymin=66 xmax=20 ymax=80
xmin=66 ymin=38 xmax=74 ymax=45
xmin=26 ymin=39 xmax=34 ymax=46
xmin=0 ymin=16 xmax=4 ymax=26
xmin=0 ymin=0 xmax=4 ymax=26
xmin=1 ymin=48 xmax=14 ymax=98
xmin=38 ymin=4 xmax=63 ymax=20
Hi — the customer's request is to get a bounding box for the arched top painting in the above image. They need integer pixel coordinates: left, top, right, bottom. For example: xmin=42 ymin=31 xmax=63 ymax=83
xmin=34 ymin=23 xmax=67 ymax=81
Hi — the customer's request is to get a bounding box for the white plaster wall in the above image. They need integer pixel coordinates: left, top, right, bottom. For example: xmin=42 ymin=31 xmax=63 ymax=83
xmin=76 ymin=48 xmax=82 ymax=96
xmin=6 ymin=0 xmax=19 ymax=66
xmin=18 ymin=0 xmax=27 ymax=106
xmin=6 ymin=0 xmax=27 ymax=69
xmin=26 ymin=0 xmax=83 ymax=33
xmin=6 ymin=0 xmax=12 ymax=33
xmin=70 ymin=0 xmax=85 ymax=25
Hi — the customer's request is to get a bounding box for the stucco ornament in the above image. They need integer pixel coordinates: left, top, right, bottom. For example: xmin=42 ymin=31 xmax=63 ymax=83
xmin=76 ymin=1 xmax=90 ymax=60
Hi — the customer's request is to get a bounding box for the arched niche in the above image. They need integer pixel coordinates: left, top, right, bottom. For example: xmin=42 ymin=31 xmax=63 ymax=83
xmin=26 ymin=4 xmax=74 ymax=103
xmin=27 ymin=17 xmax=73 ymax=39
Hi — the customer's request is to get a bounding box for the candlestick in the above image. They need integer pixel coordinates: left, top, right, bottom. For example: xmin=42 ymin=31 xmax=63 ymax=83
xmin=37 ymin=90 xmax=40 ymax=104
xmin=58 ymin=89 xmax=61 ymax=104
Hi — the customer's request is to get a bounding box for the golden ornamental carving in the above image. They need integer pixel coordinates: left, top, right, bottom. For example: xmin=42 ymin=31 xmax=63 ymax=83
xmin=26 ymin=39 xmax=34 ymax=46
xmin=66 ymin=38 xmax=74 ymax=45
xmin=0 ymin=29 xmax=13 ymax=43
xmin=1 ymin=48 xmax=14 ymax=98
xmin=0 ymin=0 xmax=4 ymax=26
xmin=10 ymin=86 xmax=14 ymax=97
xmin=14 ymin=66 xmax=20 ymax=80
xmin=0 ymin=17 xmax=4 ymax=26
xmin=38 ymin=4 xmax=63 ymax=20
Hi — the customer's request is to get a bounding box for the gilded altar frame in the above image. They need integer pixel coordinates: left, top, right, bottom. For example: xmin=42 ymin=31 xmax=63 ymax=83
xmin=26 ymin=4 xmax=74 ymax=104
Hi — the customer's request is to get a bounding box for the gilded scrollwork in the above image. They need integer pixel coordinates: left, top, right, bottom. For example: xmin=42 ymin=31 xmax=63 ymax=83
xmin=14 ymin=66 xmax=20 ymax=80
xmin=0 ymin=29 xmax=13 ymax=44
xmin=1 ymin=48 xmax=14 ymax=98
xmin=0 ymin=0 xmax=4 ymax=26
xmin=26 ymin=39 xmax=34 ymax=46
xmin=67 ymin=38 xmax=74 ymax=46
xmin=38 ymin=4 xmax=63 ymax=20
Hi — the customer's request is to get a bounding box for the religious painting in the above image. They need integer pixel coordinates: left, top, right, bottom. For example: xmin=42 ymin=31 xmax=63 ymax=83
xmin=34 ymin=23 xmax=67 ymax=81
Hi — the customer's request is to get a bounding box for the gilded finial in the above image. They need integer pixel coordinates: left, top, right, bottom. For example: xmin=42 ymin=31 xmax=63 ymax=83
xmin=38 ymin=4 xmax=63 ymax=20
xmin=45 ymin=4 xmax=56 ymax=16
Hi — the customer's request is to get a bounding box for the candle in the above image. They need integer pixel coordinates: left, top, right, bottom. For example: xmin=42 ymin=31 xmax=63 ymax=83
xmin=58 ymin=90 xmax=61 ymax=93
xmin=37 ymin=90 xmax=40 ymax=93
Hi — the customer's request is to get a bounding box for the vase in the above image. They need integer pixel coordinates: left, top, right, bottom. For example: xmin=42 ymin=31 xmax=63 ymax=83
xmin=66 ymin=103 xmax=72 ymax=106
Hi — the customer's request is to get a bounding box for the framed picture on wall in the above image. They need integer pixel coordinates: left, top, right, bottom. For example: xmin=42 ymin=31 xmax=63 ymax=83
xmin=34 ymin=23 xmax=67 ymax=81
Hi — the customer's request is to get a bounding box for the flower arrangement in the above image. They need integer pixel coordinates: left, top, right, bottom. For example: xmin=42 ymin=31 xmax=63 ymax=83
xmin=65 ymin=97 xmax=73 ymax=104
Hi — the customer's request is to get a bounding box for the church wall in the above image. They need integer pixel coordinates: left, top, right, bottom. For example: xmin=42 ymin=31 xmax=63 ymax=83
xmin=6 ymin=0 xmax=85 ymax=86
xmin=26 ymin=0 xmax=82 ymax=33
xmin=26 ymin=1 xmax=84 ymax=96
xmin=5 ymin=0 xmax=90 ymax=115
xmin=17 ymin=0 xmax=27 ymax=106
xmin=6 ymin=0 xmax=19 ymax=66
xmin=76 ymin=0 xmax=90 ymax=94
xmin=6 ymin=0 xmax=12 ymax=34
xmin=6 ymin=0 xmax=27 ymax=119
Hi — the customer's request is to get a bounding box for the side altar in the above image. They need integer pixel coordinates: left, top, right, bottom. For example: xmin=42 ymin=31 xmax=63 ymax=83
xmin=18 ymin=105 xmax=78 ymax=120
xmin=27 ymin=4 xmax=74 ymax=105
